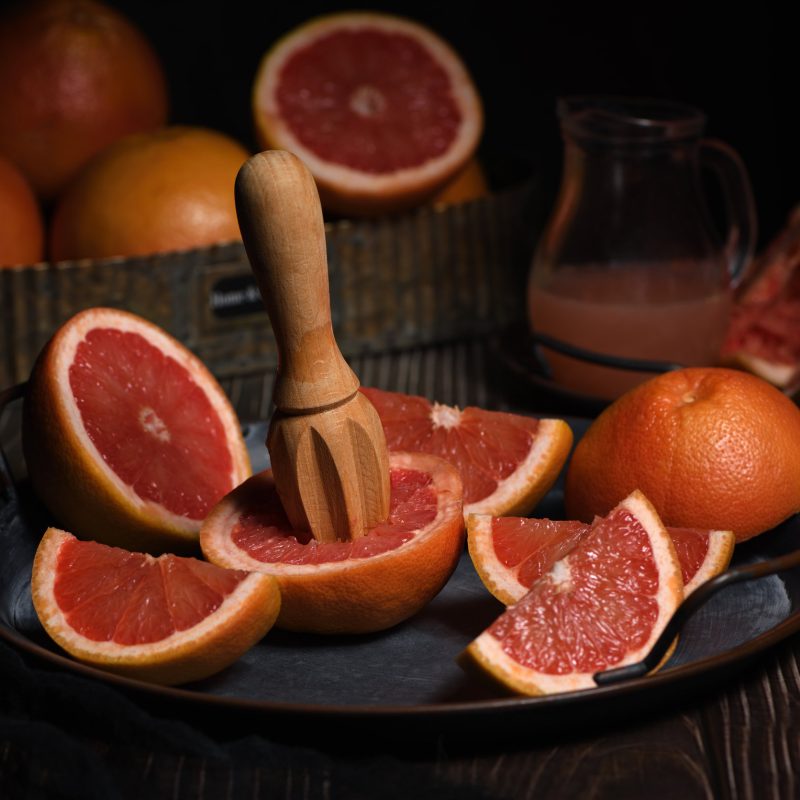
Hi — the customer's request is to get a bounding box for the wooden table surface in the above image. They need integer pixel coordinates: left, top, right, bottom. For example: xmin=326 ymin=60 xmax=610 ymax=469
xmin=2 ymin=337 xmax=799 ymax=799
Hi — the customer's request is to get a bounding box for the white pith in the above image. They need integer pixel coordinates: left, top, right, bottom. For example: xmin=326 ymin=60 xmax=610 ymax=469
xmin=431 ymin=403 xmax=462 ymax=429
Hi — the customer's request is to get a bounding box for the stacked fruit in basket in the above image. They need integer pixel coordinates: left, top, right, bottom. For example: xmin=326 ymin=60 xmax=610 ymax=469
xmin=0 ymin=0 xmax=488 ymax=268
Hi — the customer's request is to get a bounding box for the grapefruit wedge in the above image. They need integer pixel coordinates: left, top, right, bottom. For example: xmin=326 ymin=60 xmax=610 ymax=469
xmin=361 ymin=387 xmax=572 ymax=518
xmin=31 ymin=527 xmax=280 ymax=686
xmin=200 ymin=452 xmax=464 ymax=634
xmin=23 ymin=307 xmax=251 ymax=555
xmin=463 ymin=491 xmax=684 ymax=696
xmin=251 ymin=11 xmax=483 ymax=217
xmin=468 ymin=514 xmax=734 ymax=606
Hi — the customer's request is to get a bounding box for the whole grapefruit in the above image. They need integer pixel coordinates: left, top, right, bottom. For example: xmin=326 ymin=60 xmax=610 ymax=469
xmin=0 ymin=155 xmax=45 ymax=267
xmin=49 ymin=126 xmax=250 ymax=261
xmin=0 ymin=0 xmax=168 ymax=201
xmin=564 ymin=367 xmax=800 ymax=542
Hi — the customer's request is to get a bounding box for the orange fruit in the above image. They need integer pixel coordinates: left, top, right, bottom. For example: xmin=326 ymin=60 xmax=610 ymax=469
xmin=361 ymin=387 xmax=573 ymax=518
xmin=0 ymin=0 xmax=168 ymax=201
xmin=22 ymin=307 xmax=251 ymax=555
xmin=429 ymin=157 xmax=489 ymax=207
xmin=49 ymin=126 xmax=249 ymax=261
xmin=32 ymin=527 xmax=280 ymax=685
xmin=564 ymin=367 xmax=800 ymax=542
xmin=467 ymin=514 xmax=734 ymax=606
xmin=200 ymin=452 xmax=464 ymax=634
xmin=251 ymin=11 xmax=483 ymax=217
xmin=462 ymin=490 xmax=683 ymax=696
xmin=0 ymin=155 xmax=45 ymax=266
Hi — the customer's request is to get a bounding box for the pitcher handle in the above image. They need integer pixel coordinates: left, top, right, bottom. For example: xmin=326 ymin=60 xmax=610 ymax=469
xmin=700 ymin=139 xmax=758 ymax=288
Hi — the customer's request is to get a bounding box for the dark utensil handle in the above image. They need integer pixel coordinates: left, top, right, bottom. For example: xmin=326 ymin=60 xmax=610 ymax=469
xmin=594 ymin=548 xmax=800 ymax=686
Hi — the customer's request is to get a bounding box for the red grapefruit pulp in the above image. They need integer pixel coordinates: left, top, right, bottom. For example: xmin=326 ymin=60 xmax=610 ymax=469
xmin=70 ymin=327 xmax=234 ymax=519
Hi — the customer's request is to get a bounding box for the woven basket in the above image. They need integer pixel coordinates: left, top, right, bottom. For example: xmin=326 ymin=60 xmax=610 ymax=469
xmin=0 ymin=179 xmax=540 ymax=387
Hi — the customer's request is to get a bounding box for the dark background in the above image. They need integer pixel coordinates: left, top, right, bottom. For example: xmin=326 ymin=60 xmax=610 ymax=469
xmin=8 ymin=0 xmax=800 ymax=249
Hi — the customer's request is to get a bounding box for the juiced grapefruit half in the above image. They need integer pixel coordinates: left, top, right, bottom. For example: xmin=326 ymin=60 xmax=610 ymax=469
xmin=463 ymin=491 xmax=684 ymax=696
xmin=31 ymin=527 xmax=280 ymax=686
xmin=23 ymin=307 xmax=251 ymax=555
xmin=361 ymin=387 xmax=572 ymax=519
xmin=251 ymin=11 xmax=483 ymax=217
xmin=468 ymin=514 xmax=734 ymax=606
xmin=200 ymin=452 xmax=464 ymax=634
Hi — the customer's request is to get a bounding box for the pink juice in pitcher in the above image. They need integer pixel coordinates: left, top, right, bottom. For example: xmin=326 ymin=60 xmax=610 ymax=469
xmin=527 ymin=261 xmax=733 ymax=400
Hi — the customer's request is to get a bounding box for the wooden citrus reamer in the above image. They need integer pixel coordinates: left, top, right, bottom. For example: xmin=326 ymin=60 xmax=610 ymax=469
xmin=235 ymin=150 xmax=390 ymax=543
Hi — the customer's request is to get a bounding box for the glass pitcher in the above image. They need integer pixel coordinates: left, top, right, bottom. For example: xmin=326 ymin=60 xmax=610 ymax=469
xmin=527 ymin=95 xmax=757 ymax=400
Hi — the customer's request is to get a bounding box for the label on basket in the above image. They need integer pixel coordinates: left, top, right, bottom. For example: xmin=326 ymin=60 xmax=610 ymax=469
xmin=209 ymin=274 xmax=265 ymax=318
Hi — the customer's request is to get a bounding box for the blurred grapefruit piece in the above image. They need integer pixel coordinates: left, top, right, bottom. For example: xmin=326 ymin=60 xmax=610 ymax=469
xmin=723 ymin=206 xmax=800 ymax=389
xmin=564 ymin=367 xmax=800 ymax=542
xmin=200 ymin=452 xmax=464 ymax=634
xmin=0 ymin=0 xmax=168 ymax=201
xmin=361 ymin=387 xmax=572 ymax=518
xmin=0 ymin=155 xmax=45 ymax=266
xmin=467 ymin=513 xmax=734 ymax=606
xmin=23 ymin=307 xmax=251 ymax=554
xmin=430 ymin=157 xmax=489 ymax=207
xmin=251 ymin=11 xmax=483 ymax=217
xmin=49 ymin=126 xmax=250 ymax=261
xmin=462 ymin=490 xmax=683 ymax=696
xmin=32 ymin=527 xmax=280 ymax=685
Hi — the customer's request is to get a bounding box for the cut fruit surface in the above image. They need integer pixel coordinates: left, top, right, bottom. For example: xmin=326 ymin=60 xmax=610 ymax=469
xmin=463 ymin=490 xmax=683 ymax=696
xmin=31 ymin=527 xmax=280 ymax=685
xmin=669 ymin=526 xmax=735 ymax=595
xmin=468 ymin=514 xmax=734 ymax=606
xmin=23 ymin=307 xmax=251 ymax=554
xmin=200 ymin=451 xmax=464 ymax=634
xmin=467 ymin=515 xmax=591 ymax=606
xmin=251 ymin=11 xmax=483 ymax=217
xmin=361 ymin=387 xmax=572 ymax=518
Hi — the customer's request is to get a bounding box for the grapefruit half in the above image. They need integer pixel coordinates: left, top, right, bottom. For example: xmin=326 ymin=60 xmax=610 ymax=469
xmin=23 ymin=308 xmax=251 ymax=555
xmin=200 ymin=452 xmax=464 ymax=634
xmin=251 ymin=11 xmax=483 ymax=217
xmin=361 ymin=387 xmax=572 ymax=518
xmin=463 ymin=490 xmax=684 ymax=696
xmin=32 ymin=527 xmax=280 ymax=686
